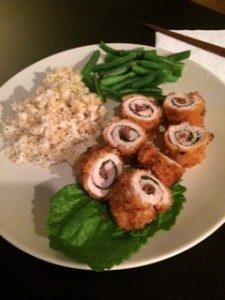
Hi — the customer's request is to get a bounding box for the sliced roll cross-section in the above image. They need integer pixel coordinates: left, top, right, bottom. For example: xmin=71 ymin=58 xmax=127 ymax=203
xmin=120 ymin=94 xmax=162 ymax=133
xmin=164 ymin=122 xmax=214 ymax=168
xmin=102 ymin=117 xmax=147 ymax=160
xmin=73 ymin=145 xmax=124 ymax=199
xmin=137 ymin=143 xmax=185 ymax=186
xmin=108 ymin=169 xmax=173 ymax=231
xmin=163 ymin=91 xmax=205 ymax=126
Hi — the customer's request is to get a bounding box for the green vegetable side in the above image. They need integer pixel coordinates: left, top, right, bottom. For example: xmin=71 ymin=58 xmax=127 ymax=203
xmin=81 ymin=41 xmax=191 ymax=102
xmin=47 ymin=182 xmax=186 ymax=272
xmin=47 ymin=43 xmax=190 ymax=271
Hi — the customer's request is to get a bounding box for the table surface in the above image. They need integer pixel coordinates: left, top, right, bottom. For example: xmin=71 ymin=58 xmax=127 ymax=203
xmin=1 ymin=1 xmax=225 ymax=299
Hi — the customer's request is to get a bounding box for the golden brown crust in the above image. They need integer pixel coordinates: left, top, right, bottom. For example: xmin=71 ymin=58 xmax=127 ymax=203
xmin=137 ymin=144 xmax=185 ymax=186
xmin=120 ymin=94 xmax=162 ymax=134
xmin=163 ymin=91 xmax=205 ymax=126
xmin=108 ymin=170 xmax=156 ymax=231
xmin=73 ymin=144 xmax=124 ymax=199
xmin=102 ymin=117 xmax=148 ymax=163
xmin=108 ymin=169 xmax=172 ymax=231
xmin=164 ymin=126 xmax=214 ymax=168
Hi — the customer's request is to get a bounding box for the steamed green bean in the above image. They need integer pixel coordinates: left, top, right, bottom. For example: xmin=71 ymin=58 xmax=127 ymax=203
xmin=81 ymin=42 xmax=190 ymax=102
xmin=100 ymin=72 xmax=136 ymax=87
xmin=81 ymin=50 xmax=100 ymax=76
xmin=93 ymin=52 xmax=137 ymax=72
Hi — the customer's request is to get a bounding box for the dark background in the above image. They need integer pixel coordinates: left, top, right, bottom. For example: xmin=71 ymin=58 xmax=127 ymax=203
xmin=1 ymin=1 xmax=225 ymax=299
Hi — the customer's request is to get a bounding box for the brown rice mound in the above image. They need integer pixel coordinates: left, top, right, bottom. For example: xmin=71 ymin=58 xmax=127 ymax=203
xmin=1 ymin=67 xmax=107 ymax=167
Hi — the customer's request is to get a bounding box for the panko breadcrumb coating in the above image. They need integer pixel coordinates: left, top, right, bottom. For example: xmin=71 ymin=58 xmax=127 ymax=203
xmin=163 ymin=91 xmax=205 ymax=126
xmin=108 ymin=169 xmax=172 ymax=231
xmin=74 ymin=145 xmax=124 ymax=199
xmin=102 ymin=117 xmax=147 ymax=162
xmin=164 ymin=122 xmax=214 ymax=168
xmin=120 ymin=94 xmax=162 ymax=135
xmin=137 ymin=143 xmax=185 ymax=186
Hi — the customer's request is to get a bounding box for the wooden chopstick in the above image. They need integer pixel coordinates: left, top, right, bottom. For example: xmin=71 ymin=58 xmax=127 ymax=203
xmin=141 ymin=21 xmax=225 ymax=57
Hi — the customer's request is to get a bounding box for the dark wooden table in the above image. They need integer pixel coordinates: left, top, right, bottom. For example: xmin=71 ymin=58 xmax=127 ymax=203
xmin=1 ymin=1 xmax=225 ymax=299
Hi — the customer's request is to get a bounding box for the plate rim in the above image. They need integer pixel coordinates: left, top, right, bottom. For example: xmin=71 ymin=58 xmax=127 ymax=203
xmin=1 ymin=43 xmax=225 ymax=271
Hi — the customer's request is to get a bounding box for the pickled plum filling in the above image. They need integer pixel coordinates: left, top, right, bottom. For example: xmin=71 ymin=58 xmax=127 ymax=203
xmin=175 ymin=129 xmax=201 ymax=146
xmin=142 ymin=183 xmax=155 ymax=195
xmin=94 ymin=160 xmax=117 ymax=189
xmin=118 ymin=125 xmax=140 ymax=142
xmin=140 ymin=175 xmax=158 ymax=195
xmin=129 ymin=100 xmax=154 ymax=117
xmin=171 ymin=96 xmax=194 ymax=107
xmin=175 ymin=130 xmax=193 ymax=142
xmin=99 ymin=162 xmax=109 ymax=180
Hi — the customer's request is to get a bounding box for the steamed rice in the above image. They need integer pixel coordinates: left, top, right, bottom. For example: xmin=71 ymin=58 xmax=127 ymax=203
xmin=1 ymin=67 xmax=107 ymax=167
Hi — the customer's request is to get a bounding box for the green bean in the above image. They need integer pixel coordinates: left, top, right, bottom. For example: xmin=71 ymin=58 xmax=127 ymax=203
xmin=146 ymin=50 xmax=158 ymax=54
xmin=148 ymin=69 xmax=172 ymax=86
xmin=80 ymin=42 xmax=190 ymax=103
xmin=100 ymin=72 xmax=136 ymax=87
xmin=104 ymin=53 xmax=119 ymax=62
xmin=100 ymin=62 xmax=132 ymax=78
xmin=166 ymin=74 xmax=180 ymax=82
xmin=141 ymin=88 xmax=163 ymax=97
xmin=110 ymin=76 xmax=139 ymax=91
xmin=82 ymin=73 xmax=107 ymax=102
xmin=100 ymin=85 xmax=122 ymax=101
xmin=144 ymin=51 xmax=184 ymax=66
xmin=100 ymin=41 xmax=144 ymax=56
xmin=131 ymin=64 xmax=151 ymax=75
xmin=132 ymin=50 xmax=145 ymax=59
xmin=139 ymin=59 xmax=166 ymax=70
xmin=167 ymin=50 xmax=191 ymax=62
xmin=119 ymin=87 xmax=163 ymax=97
xmin=82 ymin=74 xmax=97 ymax=93
xmin=81 ymin=50 xmax=100 ymax=76
xmin=93 ymin=76 xmax=107 ymax=102
xmin=143 ymin=51 xmax=184 ymax=76
xmin=131 ymin=69 xmax=165 ymax=89
xmin=93 ymin=52 xmax=137 ymax=72
xmin=100 ymin=41 xmax=127 ymax=56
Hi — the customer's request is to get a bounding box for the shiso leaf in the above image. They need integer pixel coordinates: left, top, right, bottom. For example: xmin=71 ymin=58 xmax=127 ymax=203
xmin=47 ymin=182 xmax=186 ymax=272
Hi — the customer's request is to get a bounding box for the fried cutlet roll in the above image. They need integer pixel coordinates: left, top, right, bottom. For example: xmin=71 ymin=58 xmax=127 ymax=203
xmin=73 ymin=145 xmax=124 ymax=199
xmin=108 ymin=169 xmax=173 ymax=231
xmin=164 ymin=122 xmax=214 ymax=168
xmin=163 ymin=92 xmax=205 ymax=126
xmin=120 ymin=94 xmax=162 ymax=134
xmin=137 ymin=143 xmax=185 ymax=186
xmin=102 ymin=117 xmax=147 ymax=161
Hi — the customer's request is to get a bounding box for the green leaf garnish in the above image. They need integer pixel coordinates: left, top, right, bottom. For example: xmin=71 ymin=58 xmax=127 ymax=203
xmin=47 ymin=182 xmax=186 ymax=272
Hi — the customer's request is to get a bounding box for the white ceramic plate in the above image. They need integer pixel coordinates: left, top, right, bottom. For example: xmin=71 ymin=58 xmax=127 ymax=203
xmin=0 ymin=44 xmax=225 ymax=270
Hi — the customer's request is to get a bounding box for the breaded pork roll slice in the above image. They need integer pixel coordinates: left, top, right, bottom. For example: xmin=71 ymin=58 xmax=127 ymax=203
xmin=120 ymin=94 xmax=162 ymax=134
xmin=164 ymin=122 xmax=214 ymax=168
xmin=137 ymin=143 xmax=185 ymax=186
xmin=73 ymin=145 xmax=124 ymax=199
xmin=102 ymin=117 xmax=147 ymax=161
xmin=163 ymin=91 xmax=205 ymax=126
xmin=108 ymin=169 xmax=172 ymax=231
